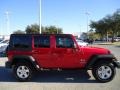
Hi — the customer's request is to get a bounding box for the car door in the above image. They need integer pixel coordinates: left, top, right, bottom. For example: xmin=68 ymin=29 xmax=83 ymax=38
xmin=52 ymin=35 xmax=81 ymax=68
xmin=33 ymin=35 xmax=56 ymax=68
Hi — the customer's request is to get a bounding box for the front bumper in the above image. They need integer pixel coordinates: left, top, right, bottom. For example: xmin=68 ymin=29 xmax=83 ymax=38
xmin=114 ymin=60 xmax=120 ymax=68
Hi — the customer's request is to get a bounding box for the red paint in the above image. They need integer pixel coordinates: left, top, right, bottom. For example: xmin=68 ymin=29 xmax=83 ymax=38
xmin=7 ymin=34 xmax=110 ymax=69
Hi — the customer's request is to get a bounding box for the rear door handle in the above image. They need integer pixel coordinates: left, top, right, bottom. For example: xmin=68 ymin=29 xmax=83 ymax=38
xmin=33 ymin=51 xmax=40 ymax=53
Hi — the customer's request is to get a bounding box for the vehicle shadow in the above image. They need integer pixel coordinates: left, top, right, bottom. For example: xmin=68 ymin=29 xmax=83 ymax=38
xmin=0 ymin=66 xmax=98 ymax=83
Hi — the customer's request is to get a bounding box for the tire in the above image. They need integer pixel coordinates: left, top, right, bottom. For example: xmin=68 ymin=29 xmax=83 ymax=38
xmin=92 ymin=61 xmax=116 ymax=83
xmin=13 ymin=63 xmax=33 ymax=82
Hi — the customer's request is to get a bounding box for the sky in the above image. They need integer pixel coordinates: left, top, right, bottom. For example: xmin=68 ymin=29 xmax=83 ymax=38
xmin=0 ymin=0 xmax=120 ymax=35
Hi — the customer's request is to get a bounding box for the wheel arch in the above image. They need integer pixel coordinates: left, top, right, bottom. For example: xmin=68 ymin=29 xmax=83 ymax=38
xmin=11 ymin=55 xmax=39 ymax=70
xmin=86 ymin=54 xmax=116 ymax=69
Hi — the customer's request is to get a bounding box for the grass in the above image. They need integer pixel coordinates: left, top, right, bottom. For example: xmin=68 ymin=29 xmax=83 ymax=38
xmin=96 ymin=41 xmax=120 ymax=46
xmin=112 ymin=42 xmax=120 ymax=46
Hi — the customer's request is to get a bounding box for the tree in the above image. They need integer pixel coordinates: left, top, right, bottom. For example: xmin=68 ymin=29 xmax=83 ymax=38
xmin=90 ymin=20 xmax=106 ymax=39
xmin=25 ymin=24 xmax=40 ymax=34
xmin=13 ymin=30 xmax=25 ymax=34
xmin=90 ymin=9 xmax=120 ymax=40
xmin=88 ymin=30 xmax=101 ymax=40
xmin=25 ymin=24 xmax=63 ymax=34
xmin=112 ymin=9 xmax=120 ymax=37
xmin=43 ymin=26 xmax=63 ymax=34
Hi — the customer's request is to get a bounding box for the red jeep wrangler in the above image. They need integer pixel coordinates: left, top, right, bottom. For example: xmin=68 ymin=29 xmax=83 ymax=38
xmin=5 ymin=34 xmax=120 ymax=82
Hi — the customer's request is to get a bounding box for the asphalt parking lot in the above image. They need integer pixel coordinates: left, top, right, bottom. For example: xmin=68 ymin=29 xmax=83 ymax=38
xmin=0 ymin=45 xmax=120 ymax=90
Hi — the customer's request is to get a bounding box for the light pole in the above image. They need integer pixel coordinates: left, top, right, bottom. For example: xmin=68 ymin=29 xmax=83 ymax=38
xmin=85 ymin=12 xmax=90 ymax=38
xmin=5 ymin=11 xmax=10 ymax=35
xmin=39 ymin=0 xmax=42 ymax=34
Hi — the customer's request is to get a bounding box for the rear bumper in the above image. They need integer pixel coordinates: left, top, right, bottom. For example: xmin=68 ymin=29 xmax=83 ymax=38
xmin=5 ymin=61 xmax=12 ymax=68
xmin=114 ymin=60 xmax=120 ymax=68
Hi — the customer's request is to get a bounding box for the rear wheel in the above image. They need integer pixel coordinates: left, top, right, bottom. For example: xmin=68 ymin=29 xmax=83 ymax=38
xmin=92 ymin=61 xmax=116 ymax=82
xmin=13 ymin=63 xmax=33 ymax=81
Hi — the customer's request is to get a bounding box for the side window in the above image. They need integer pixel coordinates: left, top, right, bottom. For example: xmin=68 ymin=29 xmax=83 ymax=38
xmin=10 ymin=35 xmax=32 ymax=49
xmin=34 ymin=36 xmax=50 ymax=48
xmin=56 ymin=36 xmax=74 ymax=48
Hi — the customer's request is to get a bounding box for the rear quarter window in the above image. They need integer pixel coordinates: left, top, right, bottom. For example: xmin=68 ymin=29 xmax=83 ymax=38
xmin=9 ymin=35 xmax=32 ymax=50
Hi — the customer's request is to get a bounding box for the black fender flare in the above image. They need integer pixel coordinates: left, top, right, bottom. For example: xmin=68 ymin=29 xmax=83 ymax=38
xmin=86 ymin=54 xmax=116 ymax=69
xmin=10 ymin=55 xmax=39 ymax=69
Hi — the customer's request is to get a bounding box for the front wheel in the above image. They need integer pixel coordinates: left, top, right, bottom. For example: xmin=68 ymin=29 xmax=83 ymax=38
xmin=92 ymin=62 xmax=116 ymax=83
xmin=13 ymin=63 xmax=33 ymax=82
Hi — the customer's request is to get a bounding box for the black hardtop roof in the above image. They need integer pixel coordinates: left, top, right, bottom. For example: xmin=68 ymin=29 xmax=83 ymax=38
xmin=11 ymin=34 xmax=73 ymax=37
